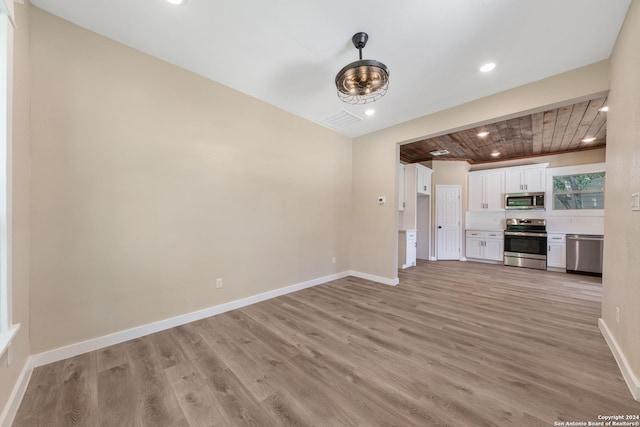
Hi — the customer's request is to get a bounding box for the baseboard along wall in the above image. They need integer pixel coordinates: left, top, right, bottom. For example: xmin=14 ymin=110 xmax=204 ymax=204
xmin=599 ymin=318 xmax=640 ymax=401
xmin=0 ymin=269 xmax=398 ymax=426
xmin=30 ymin=270 xmax=397 ymax=368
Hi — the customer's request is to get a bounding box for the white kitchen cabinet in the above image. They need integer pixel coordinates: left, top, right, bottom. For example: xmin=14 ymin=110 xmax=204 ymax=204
xmin=505 ymin=165 xmax=547 ymax=193
xmin=399 ymin=229 xmax=417 ymax=269
xmin=466 ymin=230 xmax=504 ymax=262
xmin=416 ymin=165 xmax=432 ymax=195
xmin=468 ymin=170 xmax=505 ymax=211
xmin=547 ymin=233 xmax=566 ymax=270
xmin=398 ymin=164 xmax=405 ymax=211
xmin=401 ymin=164 xmax=433 ymax=230
xmin=466 ymin=234 xmax=483 ymax=259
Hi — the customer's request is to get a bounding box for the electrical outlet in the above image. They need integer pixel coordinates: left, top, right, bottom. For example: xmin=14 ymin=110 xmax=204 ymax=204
xmin=377 ymin=196 xmax=386 ymax=204
xmin=332 ymin=257 xmax=336 ymax=264
xmin=616 ymin=307 xmax=620 ymax=323
xmin=216 ymin=278 xmax=223 ymax=289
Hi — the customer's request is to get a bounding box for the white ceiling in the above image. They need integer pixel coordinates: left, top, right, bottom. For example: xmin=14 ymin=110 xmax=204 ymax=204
xmin=30 ymin=0 xmax=631 ymax=138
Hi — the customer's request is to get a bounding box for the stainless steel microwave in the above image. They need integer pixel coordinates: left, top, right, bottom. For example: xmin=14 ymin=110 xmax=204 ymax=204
xmin=505 ymin=192 xmax=545 ymax=210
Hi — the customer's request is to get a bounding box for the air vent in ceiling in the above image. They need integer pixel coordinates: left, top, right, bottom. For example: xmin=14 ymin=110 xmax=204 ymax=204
xmin=321 ymin=110 xmax=362 ymax=129
xmin=429 ymin=149 xmax=450 ymax=156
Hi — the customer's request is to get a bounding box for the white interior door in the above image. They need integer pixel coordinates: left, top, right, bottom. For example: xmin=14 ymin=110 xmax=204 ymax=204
xmin=436 ymin=185 xmax=462 ymax=260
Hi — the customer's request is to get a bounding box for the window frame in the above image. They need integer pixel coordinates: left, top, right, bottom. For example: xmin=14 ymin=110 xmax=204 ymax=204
xmin=545 ymin=162 xmax=606 ymax=218
xmin=552 ymin=172 xmax=605 ymax=211
xmin=0 ymin=0 xmax=19 ymax=359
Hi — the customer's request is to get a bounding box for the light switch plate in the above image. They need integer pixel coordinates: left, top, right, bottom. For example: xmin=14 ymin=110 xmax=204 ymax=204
xmin=378 ymin=196 xmax=386 ymax=204
xmin=632 ymin=193 xmax=640 ymax=211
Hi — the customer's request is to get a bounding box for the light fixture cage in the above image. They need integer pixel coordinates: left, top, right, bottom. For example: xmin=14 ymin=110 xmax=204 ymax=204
xmin=335 ymin=32 xmax=389 ymax=105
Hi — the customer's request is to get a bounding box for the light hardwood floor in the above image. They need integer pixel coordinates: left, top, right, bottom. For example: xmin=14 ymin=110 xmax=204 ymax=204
xmin=13 ymin=261 xmax=640 ymax=426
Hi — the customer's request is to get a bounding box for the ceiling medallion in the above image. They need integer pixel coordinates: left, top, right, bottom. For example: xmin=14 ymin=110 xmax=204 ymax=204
xmin=335 ymin=32 xmax=389 ymax=105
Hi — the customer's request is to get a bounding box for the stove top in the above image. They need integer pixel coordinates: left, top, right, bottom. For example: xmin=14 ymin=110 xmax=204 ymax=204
xmin=505 ymin=218 xmax=546 ymax=233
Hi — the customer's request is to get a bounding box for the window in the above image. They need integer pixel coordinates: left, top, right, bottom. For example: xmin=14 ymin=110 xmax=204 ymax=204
xmin=0 ymin=0 xmax=18 ymax=358
xmin=552 ymin=172 xmax=605 ymax=210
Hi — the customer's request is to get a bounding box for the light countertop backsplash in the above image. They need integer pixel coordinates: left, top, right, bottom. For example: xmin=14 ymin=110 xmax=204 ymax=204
xmin=467 ymin=210 xmax=604 ymax=235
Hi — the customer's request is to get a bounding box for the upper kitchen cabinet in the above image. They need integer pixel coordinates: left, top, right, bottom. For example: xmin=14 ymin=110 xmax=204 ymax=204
xmin=416 ymin=165 xmax=432 ymax=195
xmin=468 ymin=170 xmax=505 ymax=211
xmin=404 ymin=164 xmax=433 ymax=197
xmin=505 ymin=164 xmax=548 ymax=193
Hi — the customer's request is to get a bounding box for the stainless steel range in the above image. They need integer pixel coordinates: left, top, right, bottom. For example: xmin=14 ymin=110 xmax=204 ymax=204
xmin=504 ymin=218 xmax=547 ymax=270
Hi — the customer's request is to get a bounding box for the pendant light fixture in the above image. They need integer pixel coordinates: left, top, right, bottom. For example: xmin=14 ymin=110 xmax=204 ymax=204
xmin=335 ymin=32 xmax=389 ymax=105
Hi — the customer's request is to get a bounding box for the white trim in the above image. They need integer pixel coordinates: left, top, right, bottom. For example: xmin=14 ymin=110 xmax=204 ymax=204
xmin=0 ymin=355 xmax=32 ymax=427
xmin=459 ymin=257 xmax=467 ymax=261
xmin=599 ymin=318 xmax=640 ymax=401
xmin=0 ymin=322 xmax=18 ymax=358
xmin=349 ymin=270 xmax=399 ymax=286
xmin=32 ymin=271 xmax=351 ymax=367
xmin=429 ymin=256 xmax=437 ymax=261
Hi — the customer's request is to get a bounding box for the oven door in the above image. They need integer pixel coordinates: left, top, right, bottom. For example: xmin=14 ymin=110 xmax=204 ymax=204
xmin=504 ymin=232 xmax=547 ymax=269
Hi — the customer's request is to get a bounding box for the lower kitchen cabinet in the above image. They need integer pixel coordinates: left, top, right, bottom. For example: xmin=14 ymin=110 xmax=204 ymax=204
xmin=547 ymin=233 xmax=566 ymax=270
xmin=399 ymin=229 xmax=417 ymax=269
xmin=466 ymin=230 xmax=504 ymax=262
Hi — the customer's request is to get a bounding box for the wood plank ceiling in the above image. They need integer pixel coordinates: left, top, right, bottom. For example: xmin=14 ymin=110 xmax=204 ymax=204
xmin=400 ymin=96 xmax=608 ymax=164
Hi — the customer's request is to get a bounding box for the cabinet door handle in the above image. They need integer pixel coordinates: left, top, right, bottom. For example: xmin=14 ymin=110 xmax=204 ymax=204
xmin=548 ymin=245 xmax=550 ymax=252
xmin=525 ymin=184 xmax=528 ymax=190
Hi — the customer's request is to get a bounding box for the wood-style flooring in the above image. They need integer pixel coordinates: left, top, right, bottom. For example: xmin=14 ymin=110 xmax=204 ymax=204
xmin=13 ymin=261 xmax=640 ymax=426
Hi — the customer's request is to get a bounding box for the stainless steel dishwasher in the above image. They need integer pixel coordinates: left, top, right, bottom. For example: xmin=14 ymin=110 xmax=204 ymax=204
xmin=566 ymin=234 xmax=604 ymax=276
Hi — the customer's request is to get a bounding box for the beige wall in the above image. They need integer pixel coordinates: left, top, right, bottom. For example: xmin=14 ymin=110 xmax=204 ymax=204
xmin=0 ymin=1 xmax=31 ymax=415
xmin=352 ymin=61 xmax=610 ymax=280
xmin=28 ymin=8 xmax=352 ymax=352
xmin=603 ymin=0 xmax=640 ymax=381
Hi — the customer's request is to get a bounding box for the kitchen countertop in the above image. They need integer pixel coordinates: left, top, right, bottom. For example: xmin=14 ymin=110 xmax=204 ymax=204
xmin=547 ymin=231 xmax=605 ymax=235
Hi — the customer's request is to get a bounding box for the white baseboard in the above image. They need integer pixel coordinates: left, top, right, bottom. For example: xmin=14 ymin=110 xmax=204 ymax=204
xmin=31 ymin=271 xmax=351 ymax=367
xmin=459 ymin=257 xmax=467 ymax=261
xmin=0 ymin=356 xmax=33 ymax=427
xmin=599 ymin=318 xmax=640 ymax=401
xmin=349 ymin=270 xmax=399 ymax=286
xmin=429 ymin=257 xmax=437 ymax=261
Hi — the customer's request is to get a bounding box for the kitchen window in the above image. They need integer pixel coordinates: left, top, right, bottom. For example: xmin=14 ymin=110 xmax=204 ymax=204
xmin=552 ymin=172 xmax=605 ymax=210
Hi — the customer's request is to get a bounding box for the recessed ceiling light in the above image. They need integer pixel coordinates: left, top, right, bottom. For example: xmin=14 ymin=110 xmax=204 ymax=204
xmin=479 ymin=62 xmax=496 ymax=73
xmin=491 ymin=151 xmax=500 ymax=157
xmin=477 ymin=131 xmax=490 ymax=137
xmin=166 ymin=0 xmax=184 ymax=4
xmin=599 ymin=106 xmax=609 ymax=112
xmin=365 ymin=109 xmax=375 ymax=116
xmin=582 ymin=137 xmax=596 ymax=143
